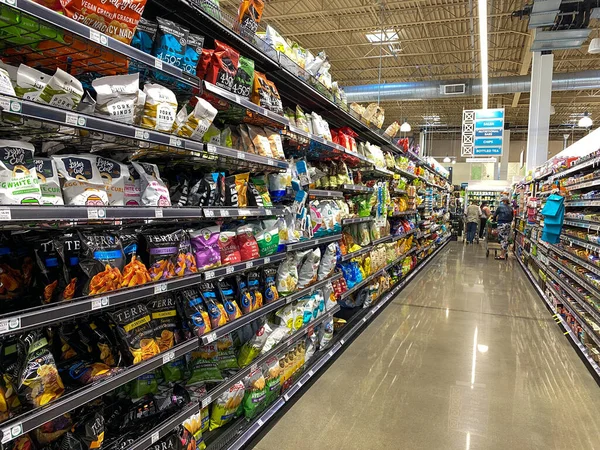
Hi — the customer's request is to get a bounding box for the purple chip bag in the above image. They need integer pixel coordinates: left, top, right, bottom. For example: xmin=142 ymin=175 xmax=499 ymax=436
xmin=143 ymin=229 xmax=182 ymax=281
xmin=190 ymin=226 xmax=221 ymax=270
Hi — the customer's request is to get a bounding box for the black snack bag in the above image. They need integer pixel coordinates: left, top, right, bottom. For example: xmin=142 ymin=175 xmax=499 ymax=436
xmin=200 ymin=281 xmax=227 ymax=329
xmin=141 ymin=229 xmax=181 ymax=282
xmin=78 ymin=232 xmax=125 ymax=296
xmin=148 ymin=294 xmax=180 ymax=353
xmin=34 ymin=235 xmax=64 ymax=305
xmin=59 ymin=410 xmax=104 ymax=450
xmin=108 ymin=303 xmax=160 ymax=365
xmin=16 ymin=330 xmax=65 ymax=408
xmin=217 ymin=279 xmax=242 ymax=322
xmin=81 ymin=319 xmax=120 ymax=367
xmin=0 ymin=232 xmax=35 ymax=312
xmin=235 ymin=274 xmax=252 ymax=315
xmin=55 ymin=233 xmax=84 ymax=301
xmin=262 ymin=267 xmax=279 ymax=304
xmin=247 ymin=271 xmax=263 ymax=311
xmin=224 ymin=175 xmax=239 ymax=207
xmin=177 ymin=287 xmax=210 ymax=337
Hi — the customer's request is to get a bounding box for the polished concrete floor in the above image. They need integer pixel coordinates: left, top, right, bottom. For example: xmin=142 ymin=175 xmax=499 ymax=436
xmin=254 ymin=242 xmax=600 ymax=450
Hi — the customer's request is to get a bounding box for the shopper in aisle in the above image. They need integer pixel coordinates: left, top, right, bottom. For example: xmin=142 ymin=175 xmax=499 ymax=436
xmin=479 ymin=201 xmax=491 ymax=240
xmin=465 ymin=200 xmax=481 ymax=244
xmin=492 ymin=196 xmax=514 ymax=260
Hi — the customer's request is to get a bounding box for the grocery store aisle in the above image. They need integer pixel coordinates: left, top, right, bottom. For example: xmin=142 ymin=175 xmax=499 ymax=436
xmin=254 ymin=242 xmax=600 ymax=450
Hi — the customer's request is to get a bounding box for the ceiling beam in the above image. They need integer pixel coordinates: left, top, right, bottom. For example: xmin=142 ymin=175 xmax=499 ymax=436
xmin=511 ymin=32 xmax=534 ymax=108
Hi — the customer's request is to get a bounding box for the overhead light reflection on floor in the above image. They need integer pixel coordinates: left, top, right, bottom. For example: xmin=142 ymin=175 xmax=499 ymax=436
xmin=477 ymin=344 xmax=489 ymax=353
xmin=466 ymin=432 xmax=471 ymax=450
xmin=471 ymin=327 xmax=478 ymax=388
xmin=446 ymin=308 xmax=449 ymax=319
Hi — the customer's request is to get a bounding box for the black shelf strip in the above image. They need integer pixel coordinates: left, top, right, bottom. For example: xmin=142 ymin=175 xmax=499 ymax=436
xmin=391 ymin=210 xmax=418 ymax=217
xmin=342 ymin=184 xmax=374 ymax=194
xmin=0 ymin=338 xmax=199 ymax=444
xmin=309 ymin=189 xmax=345 ymax=199
xmin=199 ymin=305 xmax=340 ymax=409
xmin=2 ymin=0 xmax=198 ymax=88
xmin=199 ymin=273 xmax=342 ymax=345
xmin=204 ymin=254 xmax=286 ymax=280
xmin=202 ymin=207 xmax=283 ymax=219
xmin=340 ymin=246 xmax=372 ymax=262
xmin=546 ymin=269 xmax=600 ymax=324
xmin=205 ymin=144 xmax=289 ymax=170
xmin=285 ymin=234 xmax=342 ymax=252
xmin=129 ymin=402 xmax=200 ymax=450
xmin=342 ymin=217 xmax=374 ymax=225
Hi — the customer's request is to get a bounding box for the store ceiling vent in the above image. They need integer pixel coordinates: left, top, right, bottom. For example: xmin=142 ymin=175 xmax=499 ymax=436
xmin=531 ymin=29 xmax=592 ymax=51
xmin=528 ymin=0 xmax=561 ymax=28
xmin=443 ymin=84 xmax=466 ymax=95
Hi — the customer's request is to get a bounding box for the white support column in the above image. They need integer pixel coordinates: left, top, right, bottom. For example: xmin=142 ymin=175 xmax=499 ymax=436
xmin=500 ymin=130 xmax=511 ymax=180
xmin=419 ymin=131 xmax=426 ymax=157
xmin=526 ymin=51 xmax=553 ymax=172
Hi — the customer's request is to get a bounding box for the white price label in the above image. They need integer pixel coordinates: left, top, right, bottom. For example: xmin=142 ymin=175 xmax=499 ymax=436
xmin=257 ymin=418 xmax=264 ymax=426
xmin=206 ymin=144 xmax=216 ymax=154
xmin=155 ymin=209 xmax=164 ymax=218
xmin=226 ymin=266 xmax=234 ymax=274
xmin=1 ymin=423 xmax=22 ymax=444
xmin=308 ymin=370 xmax=314 ymax=376
xmin=169 ymin=136 xmax=183 ymax=148
xmin=89 ymin=29 xmax=108 ymax=46
xmin=135 ymin=129 xmax=150 ymax=140
xmin=151 ymin=431 xmax=160 ymax=444
xmin=264 ymin=257 xmax=271 ymax=264
xmin=220 ymin=209 xmax=230 ymax=217
xmin=201 ymin=396 xmax=212 ymax=408
xmin=267 ymin=158 xmax=274 ymax=166
xmin=87 ymin=208 xmax=106 ymax=220
xmin=204 ymin=209 xmax=215 ymax=217
xmin=0 ymin=317 xmax=20 ymax=335
xmin=154 ymin=283 xmax=167 ymax=294
xmin=65 ymin=112 xmax=86 ymax=127
xmin=0 ymin=209 xmax=11 ymax=221
xmin=245 ymin=261 xmax=254 ymax=269
xmin=237 ymin=151 xmax=246 ymax=160
xmin=91 ymin=297 xmax=109 ymax=310
xmin=154 ymin=58 xmax=163 ymax=70
xmin=234 ymin=94 xmax=241 ymax=103
xmin=205 ymin=271 xmax=215 ymax=280
xmin=250 ymin=362 xmax=258 ymax=372
xmin=205 ymin=332 xmax=217 ymax=343
xmin=264 ymin=209 xmax=273 ymax=216
xmin=162 ymin=351 xmax=175 ymax=364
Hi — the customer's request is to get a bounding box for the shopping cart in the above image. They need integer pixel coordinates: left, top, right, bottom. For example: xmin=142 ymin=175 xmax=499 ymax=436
xmin=485 ymin=221 xmax=503 ymax=258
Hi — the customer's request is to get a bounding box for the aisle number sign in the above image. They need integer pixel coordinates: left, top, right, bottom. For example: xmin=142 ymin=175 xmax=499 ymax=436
xmin=461 ymin=108 xmax=504 ymax=157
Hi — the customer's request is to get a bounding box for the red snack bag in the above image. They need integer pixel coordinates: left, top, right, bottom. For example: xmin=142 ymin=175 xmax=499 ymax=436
xmin=206 ymin=41 xmax=240 ymax=91
xmin=218 ymin=231 xmax=242 ymax=265
xmin=236 ymin=225 xmax=260 ymax=261
xmin=197 ymin=49 xmax=214 ymax=80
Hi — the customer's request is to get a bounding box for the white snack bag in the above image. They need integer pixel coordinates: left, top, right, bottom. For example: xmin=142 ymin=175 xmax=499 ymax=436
xmin=130 ymin=161 xmax=171 ymax=206
xmin=0 ymin=67 xmax=15 ymax=96
xmin=37 ymin=68 xmax=83 ymax=109
xmin=95 ymin=156 xmax=129 ymax=206
xmin=0 ymin=140 xmax=42 ymax=205
xmin=175 ymin=97 xmax=218 ymax=141
xmin=92 ymin=74 xmax=139 ymax=124
xmin=52 ymin=154 xmax=108 ymax=206
xmin=34 ymin=157 xmax=64 ymax=205
xmin=15 ymin=64 xmax=48 ymax=101
xmin=124 ymin=163 xmax=141 ymax=206
xmin=141 ymin=83 xmax=178 ymax=131
xmin=0 ymin=62 xmax=17 ymax=86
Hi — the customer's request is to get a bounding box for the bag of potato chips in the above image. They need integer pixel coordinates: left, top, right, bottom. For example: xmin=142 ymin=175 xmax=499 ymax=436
xmin=108 ymin=303 xmax=160 ymax=365
xmin=209 ymin=381 xmax=244 ymax=430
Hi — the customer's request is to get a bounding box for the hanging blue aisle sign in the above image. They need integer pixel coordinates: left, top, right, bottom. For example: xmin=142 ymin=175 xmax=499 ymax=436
xmin=461 ymin=108 xmax=504 ymax=157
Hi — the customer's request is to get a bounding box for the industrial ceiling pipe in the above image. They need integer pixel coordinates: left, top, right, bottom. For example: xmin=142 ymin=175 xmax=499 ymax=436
xmin=344 ymin=70 xmax=600 ymax=102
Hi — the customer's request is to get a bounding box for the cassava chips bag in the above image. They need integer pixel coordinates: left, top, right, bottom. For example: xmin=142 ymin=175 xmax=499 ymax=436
xmin=34 ymin=157 xmax=64 ymax=205
xmin=52 ymin=154 xmax=108 ymax=206
xmin=96 ymin=156 xmax=128 ymax=206
xmin=130 ymin=161 xmax=171 ymax=206
xmin=0 ymin=140 xmax=43 ymax=205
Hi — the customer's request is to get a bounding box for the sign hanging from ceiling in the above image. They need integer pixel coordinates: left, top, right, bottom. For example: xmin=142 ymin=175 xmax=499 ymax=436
xmin=461 ymin=108 xmax=505 ymax=157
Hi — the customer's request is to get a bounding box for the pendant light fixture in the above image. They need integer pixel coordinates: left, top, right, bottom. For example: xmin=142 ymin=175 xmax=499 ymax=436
xmin=452 ymin=159 xmax=456 ymax=164
xmin=400 ymin=119 xmax=411 ymax=132
xmin=578 ymin=112 xmax=593 ymax=128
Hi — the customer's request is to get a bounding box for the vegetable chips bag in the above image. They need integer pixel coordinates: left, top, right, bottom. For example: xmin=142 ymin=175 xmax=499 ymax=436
xmin=190 ymin=226 xmax=221 ymax=270
xmin=218 ymin=230 xmax=241 ymax=265
xmin=119 ymin=231 xmax=151 ymax=288
xmin=34 ymin=236 xmax=63 ymax=304
xmin=148 ymin=294 xmax=179 ymax=352
xmin=78 ymin=232 xmax=124 ymax=295
xmin=217 ymin=280 xmax=242 ymax=322
xmin=176 ymin=231 xmax=198 ymax=277
xmin=209 ymin=381 xmax=244 ymax=430
xmin=177 ymin=287 xmax=210 ymax=337
xmin=242 ymin=367 xmax=266 ymax=419
xmin=263 ymin=267 xmax=279 ymax=304
xmin=142 ymin=229 xmax=181 ymax=281
xmin=187 ymin=344 xmax=222 ymax=384
xmin=207 ymin=41 xmax=240 ymax=91
xmin=108 ymin=303 xmax=160 ymax=365
xmin=17 ymin=330 xmax=64 ymax=408
xmin=235 ymin=274 xmax=253 ymax=315
xmin=201 ymin=281 xmax=227 ymax=329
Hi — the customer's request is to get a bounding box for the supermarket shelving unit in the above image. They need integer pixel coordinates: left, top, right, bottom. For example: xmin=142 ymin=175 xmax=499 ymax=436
xmin=0 ymin=1 xmax=453 ymax=448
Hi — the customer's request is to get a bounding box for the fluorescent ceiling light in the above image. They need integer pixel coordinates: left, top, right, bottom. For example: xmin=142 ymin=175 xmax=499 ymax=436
xmin=466 ymin=157 xmax=497 ymax=163
xmin=443 ymin=156 xmax=451 ymax=163
xmin=365 ymin=29 xmax=399 ymax=43
xmin=400 ymin=120 xmax=411 ymax=132
xmin=578 ymin=112 xmax=593 ymax=128
xmin=478 ymin=0 xmax=488 ymax=109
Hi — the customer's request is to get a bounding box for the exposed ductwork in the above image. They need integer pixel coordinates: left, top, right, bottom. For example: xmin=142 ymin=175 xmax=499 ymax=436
xmin=344 ymin=70 xmax=600 ymax=102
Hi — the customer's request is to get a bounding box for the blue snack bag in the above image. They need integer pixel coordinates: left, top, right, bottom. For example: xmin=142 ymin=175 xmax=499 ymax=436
xmin=153 ymin=17 xmax=189 ymax=69
xmin=131 ymin=17 xmax=158 ymax=54
xmin=183 ymin=34 xmax=205 ymax=75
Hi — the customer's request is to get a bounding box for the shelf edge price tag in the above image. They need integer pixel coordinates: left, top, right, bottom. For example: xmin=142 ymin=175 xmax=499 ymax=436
xmin=0 ymin=209 xmax=11 ymax=221
xmin=150 ymin=431 xmax=160 ymax=444
xmin=154 ymin=283 xmax=167 ymax=294
xmin=201 ymin=396 xmax=212 ymax=408
xmin=204 ymin=332 xmax=217 ymax=343
xmin=135 ymin=129 xmax=149 ymax=140
xmin=237 ymin=151 xmax=246 ymax=160
xmin=155 ymin=209 xmax=164 ymax=218
xmin=245 ymin=261 xmax=254 ymax=269
xmin=264 ymin=257 xmax=270 ymax=264
xmin=162 ymin=351 xmax=175 ymax=365
xmin=1 ymin=423 xmax=23 ymax=444
xmin=91 ymin=296 xmax=109 ymax=311
xmin=154 ymin=58 xmax=163 ymax=70
xmin=204 ymin=209 xmax=214 ymax=217
xmin=220 ymin=209 xmax=230 ymax=217
xmin=206 ymin=144 xmax=216 ymax=154
xmin=226 ymin=266 xmax=234 ymax=275
xmin=205 ymin=271 xmax=215 ymax=280
xmin=0 ymin=317 xmax=20 ymax=335
xmin=87 ymin=208 xmax=106 ymax=220
xmin=65 ymin=112 xmax=86 ymax=127
xmin=89 ymin=29 xmax=108 ymax=46
xmin=169 ymin=136 xmax=183 ymax=148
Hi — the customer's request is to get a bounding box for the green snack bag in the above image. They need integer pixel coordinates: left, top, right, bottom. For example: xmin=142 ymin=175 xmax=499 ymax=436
xmin=202 ymin=123 xmax=221 ymax=144
xmin=216 ymin=335 xmax=238 ymax=371
xmin=263 ymin=356 xmax=282 ymax=406
xmin=231 ymin=56 xmax=254 ymax=99
xmin=237 ymin=322 xmax=272 ymax=367
xmin=129 ymin=371 xmax=159 ymax=398
xmin=242 ymin=367 xmax=267 ymax=419
xmin=254 ymin=222 xmax=279 ymax=256
xmin=162 ymin=356 xmax=185 ymax=382
xmin=249 ymin=175 xmax=273 ymax=207
xmin=187 ymin=343 xmax=223 ymax=383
